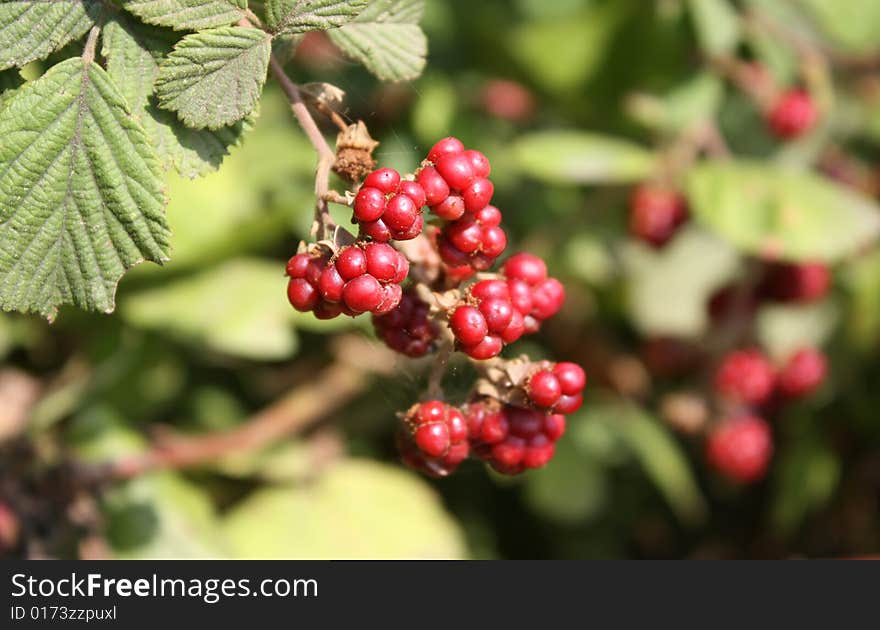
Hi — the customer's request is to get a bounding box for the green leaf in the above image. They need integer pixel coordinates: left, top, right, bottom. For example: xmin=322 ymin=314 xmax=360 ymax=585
xmin=609 ymin=403 xmax=707 ymax=526
xmin=327 ymin=0 xmax=427 ymax=82
xmin=103 ymin=15 xmax=251 ymax=177
xmin=267 ymin=0 xmax=368 ymax=34
xmin=121 ymin=0 xmax=248 ymax=31
xmin=686 ymin=160 xmax=880 ymax=262
xmin=512 ymin=131 xmax=656 ymax=185
xmin=0 ymin=0 xmax=101 ymax=70
xmin=121 ymin=258 xmax=299 ymax=360
xmin=222 ymin=460 xmax=466 ymax=558
xmin=0 ymin=69 xmax=24 ymax=109
xmin=757 ymin=301 xmax=838 ymax=362
xmin=156 ymin=26 xmax=270 ymax=129
xmin=686 ymin=0 xmax=740 ymax=57
xmin=0 ymin=58 xmax=170 ymax=321
xmin=799 ymin=0 xmax=880 ymax=54
xmin=623 ymin=227 xmax=740 ymax=337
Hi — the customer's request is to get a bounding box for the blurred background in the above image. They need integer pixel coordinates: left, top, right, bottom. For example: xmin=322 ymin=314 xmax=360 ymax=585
xmin=2 ymin=0 xmax=880 ymax=559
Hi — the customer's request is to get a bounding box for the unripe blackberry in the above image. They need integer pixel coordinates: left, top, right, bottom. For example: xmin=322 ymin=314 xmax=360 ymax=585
xmin=628 ymin=184 xmax=688 ymax=248
xmin=373 ymin=290 xmax=438 ymax=357
xmin=467 ymin=402 xmax=567 ymax=475
xmin=398 ymin=401 xmax=470 ymax=477
xmin=767 ymin=89 xmax=817 ymax=140
xmin=353 ymin=167 xmax=426 ymax=242
xmin=777 ymin=347 xmax=827 ymax=398
xmin=449 ymin=305 xmax=489 ymax=347
xmin=501 ymin=253 xmax=565 ymax=330
xmin=525 ymin=362 xmax=586 ymax=413
xmin=714 ymin=349 xmax=776 ymax=406
xmin=705 ymin=415 xmax=773 ymax=483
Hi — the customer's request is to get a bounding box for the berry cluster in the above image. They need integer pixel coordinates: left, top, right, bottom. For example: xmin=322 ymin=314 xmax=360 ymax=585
xmin=628 ymin=184 xmax=689 ymax=248
xmin=525 ymin=362 xmax=586 ymax=414
xmin=372 ymin=289 xmax=438 ymax=358
xmin=286 ymin=136 xmax=582 ymax=479
xmin=448 ymin=253 xmax=565 ymax=359
xmin=398 ymin=401 xmax=469 ymax=478
xmin=466 ymin=399 xmax=567 ymax=475
xmin=417 ymin=138 xmax=508 ymax=277
xmin=286 ymin=242 xmax=408 ymax=318
xmin=354 ymin=168 xmax=426 ymax=241
xmin=706 ymin=346 xmax=827 ymax=483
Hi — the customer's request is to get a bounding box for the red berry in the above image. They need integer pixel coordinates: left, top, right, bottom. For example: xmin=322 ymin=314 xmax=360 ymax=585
xmin=480 ymin=79 xmax=535 ymax=122
xmin=474 ymin=205 xmax=502 ymax=227
xmin=767 ymin=89 xmax=817 ymax=140
xmin=313 ymin=301 xmax=343 ymax=319
xmin=462 ymin=334 xmax=503 ymax=360
xmin=364 ymin=167 xmax=400 ymax=194
xmin=446 ymin=217 xmax=483 ymax=253
xmin=428 ymin=137 xmax=465 ymax=163
xmin=705 ymin=416 xmax=773 ymax=483
xmin=318 ymin=264 xmax=345 ymax=302
xmin=530 ymin=278 xmax=565 ymax=320
xmin=479 ymin=297 xmax=514 ymax=333
xmin=507 ymin=279 xmax=533 ymax=315
xmin=287 ymin=278 xmax=318 ymax=311
xmin=554 ymin=393 xmax=583 ymax=414
xmin=286 ymin=253 xmax=311 ymax=278
xmin=777 ymin=347 xmax=827 ymax=398
xmin=342 ymin=274 xmax=383 ymax=313
xmin=393 ymin=251 xmax=409 ymax=283
xmin=363 ymin=242 xmax=399 ymax=282
xmin=480 ymin=225 xmax=507 ymax=258
xmin=335 ymin=246 xmax=367 ymax=280
xmin=375 ymin=283 xmax=403 ymax=315
xmin=463 ymin=178 xmax=494 ymax=211
xmin=468 ymin=403 xmax=567 ymax=475
xmin=470 ymin=279 xmax=509 ymax=301
xmin=416 ymin=166 xmax=450 ymax=206
xmin=394 ymin=213 xmax=424 ymax=240
xmin=628 ymin=184 xmax=688 ymax=248
xmin=431 ymin=195 xmax=466 ymax=221
xmin=414 ymin=422 xmax=449 ymax=458
xmin=383 ymin=193 xmax=419 ymax=232
xmin=399 ymin=180 xmax=426 ymax=209
xmin=500 ymin=308 xmax=526 ymax=343
xmin=353 ymin=187 xmax=386 ymax=222
xmin=504 ymin=253 xmax=547 ymax=284
xmin=463 ymin=149 xmax=491 ymax=178
xmin=435 ymin=152 xmax=476 ymax=191
xmin=360 ymin=218 xmax=392 ymax=242
xmin=527 ymin=370 xmax=562 ymax=408
xmin=553 ymin=362 xmax=586 ymax=395
xmin=714 ymin=349 xmax=776 ymax=406
xmin=449 ymin=305 xmax=488 ymax=346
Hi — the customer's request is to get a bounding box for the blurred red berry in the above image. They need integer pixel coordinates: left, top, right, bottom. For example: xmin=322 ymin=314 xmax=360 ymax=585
xmin=777 ymin=347 xmax=827 ymax=398
xmin=706 ymin=416 xmax=774 ymax=483
xmin=628 ymin=184 xmax=688 ymax=248
xmin=480 ymin=79 xmax=536 ymax=122
xmin=767 ymin=89 xmax=817 ymax=140
xmin=714 ymin=349 xmax=776 ymax=406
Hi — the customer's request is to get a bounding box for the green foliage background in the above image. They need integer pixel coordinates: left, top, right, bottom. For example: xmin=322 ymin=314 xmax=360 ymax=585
xmin=2 ymin=0 xmax=880 ymax=559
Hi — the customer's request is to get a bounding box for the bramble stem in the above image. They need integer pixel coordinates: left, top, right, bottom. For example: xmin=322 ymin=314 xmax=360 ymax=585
xmin=82 ymin=26 xmax=100 ymax=64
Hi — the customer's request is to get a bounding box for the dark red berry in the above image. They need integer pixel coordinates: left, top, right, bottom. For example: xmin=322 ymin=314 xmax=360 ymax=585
xmin=507 ymin=279 xmax=533 ymax=315
xmin=399 ymin=400 xmax=469 ymax=477
xmin=399 ymin=180 xmax=426 ymax=209
xmin=777 ymin=347 xmax=827 ymax=398
xmin=353 ymin=186 xmax=386 ymax=222
xmin=318 ymin=264 xmax=345 ymax=302
xmin=500 ymin=308 xmax=526 ymax=343
xmin=363 ymin=242 xmax=399 ymax=282
xmin=287 ymin=278 xmax=319 ymax=311
xmin=462 ymin=334 xmax=503 ymax=360
xmin=767 ymin=89 xmax=817 ymax=140
xmin=474 ymin=205 xmax=502 ymax=226
xmin=335 ymin=247 xmax=367 ymax=280
xmin=470 ymin=279 xmax=509 ymax=301
xmin=480 ymin=225 xmax=507 ymax=258
xmin=479 ymin=297 xmax=514 ymax=333
xmin=382 ymin=193 xmax=419 ymax=232
xmin=714 ymin=349 xmax=776 ymax=406
xmin=342 ymin=274 xmax=383 ymax=313
xmin=446 ymin=217 xmax=483 ymax=253
xmin=286 ymin=253 xmax=311 ymax=278
xmin=530 ymin=278 xmax=565 ymax=320
xmin=360 ymin=217 xmax=392 ymax=242
xmin=760 ymin=261 xmax=830 ymax=303
xmin=628 ymin=184 xmax=688 ymax=248
xmin=449 ymin=305 xmax=488 ymax=346
xmin=705 ymin=416 xmax=773 ymax=483
xmin=373 ymin=290 xmax=438 ymax=357
xmin=554 ymin=362 xmax=586 ymax=395
xmin=364 ymin=167 xmax=400 ymax=194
